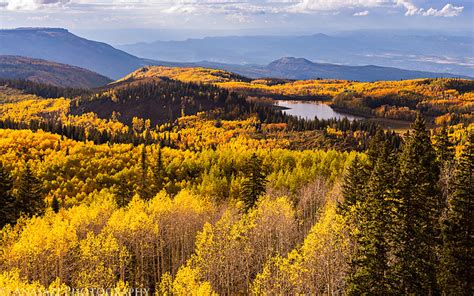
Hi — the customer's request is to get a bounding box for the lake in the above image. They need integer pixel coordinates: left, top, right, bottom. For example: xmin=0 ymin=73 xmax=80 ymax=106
xmin=273 ymin=100 xmax=360 ymax=121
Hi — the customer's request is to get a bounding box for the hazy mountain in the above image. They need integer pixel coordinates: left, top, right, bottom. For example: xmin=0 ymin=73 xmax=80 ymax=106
xmin=119 ymin=32 xmax=474 ymax=77
xmin=222 ymin=57 xmax=469 ymax=81
xmin=0 ymin=55 xmax=112 ymax=88
xmin=0 ymin=28 xmax=149 ymax=79
xmin=1 ymin=28 xmax=470 ymax=82
xmin=156 ymin=57 xmax=469 ymax=81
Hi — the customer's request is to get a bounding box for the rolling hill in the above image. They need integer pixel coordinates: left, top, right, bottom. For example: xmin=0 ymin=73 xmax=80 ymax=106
xmin=0 ymin=28 xmax=149 ymax=79
xmin=0 ymin=55 xmax=112 ymax=88
xmin=115 ymin=65 xmax=474 ymax=123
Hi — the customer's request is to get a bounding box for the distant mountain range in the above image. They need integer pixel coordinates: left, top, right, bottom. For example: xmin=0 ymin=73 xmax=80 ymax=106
xmin=0 ymin=55 xmax=112 ymax=88
xmin=0 ymin=28 xmax=147 ymax=79
xmin=119 ymin=32 xmax=474 ymax=77
xmin=201 ymin=57 xmax=468 ymax=81
xmin=0 ymin=28 xmax=471 ymax=82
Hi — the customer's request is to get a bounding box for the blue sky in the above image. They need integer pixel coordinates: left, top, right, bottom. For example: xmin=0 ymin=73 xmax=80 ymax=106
xmin=0 ymin=0 xmax=472 ymax=40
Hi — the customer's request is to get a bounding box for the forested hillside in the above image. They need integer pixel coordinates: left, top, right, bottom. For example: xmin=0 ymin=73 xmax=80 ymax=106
xmin=122 ymin=66 xmax=474 ymax=125
xmin=0 ymin=56 xmax=112 ymax=88
xmin=0 ymin=28 xmax=148 ymax=79
xmin=0 ymin=68 xmax=472 ymax=294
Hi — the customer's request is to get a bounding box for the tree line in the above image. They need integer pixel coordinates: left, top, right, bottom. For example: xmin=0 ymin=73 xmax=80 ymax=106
xmin=0 ymin=78 xmax=91 ymax=99
xmin=339 ymin=114 xmax=472 ymax=295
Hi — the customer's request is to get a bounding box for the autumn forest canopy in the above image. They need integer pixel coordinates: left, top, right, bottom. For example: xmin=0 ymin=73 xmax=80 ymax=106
xmin=0 ymin=65 xmax=472 ymax=295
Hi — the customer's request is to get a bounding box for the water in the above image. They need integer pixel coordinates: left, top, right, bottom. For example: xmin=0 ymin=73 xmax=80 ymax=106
xmin=274 ymin=100 xmax=360 ymax=121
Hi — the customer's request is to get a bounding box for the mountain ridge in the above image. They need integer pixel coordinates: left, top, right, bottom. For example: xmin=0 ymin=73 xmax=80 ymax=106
xmin=189 ymin=57 xmax=470 ymax=81
xmin=119 ymin=32 xmax=474 ymax=77
xmin=0 ymin=28 xmax=148 ymax=79
xmin=1 ymin=28 xmax=471 ymax=82
xmin=0 ymin=55 xmax=112 ymax=88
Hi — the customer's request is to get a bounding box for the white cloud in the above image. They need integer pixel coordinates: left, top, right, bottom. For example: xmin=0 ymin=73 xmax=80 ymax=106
xmin=289 ymin=0 xmax=386 ymax=13
xmin=161 ymin=4 xmax=197 ymax=14
xmin=422 ymin=4 xmax=463 ymax=17
xmin=353 ymin=10 xmax=369 ymax=16
xmin=395 ymin=0 xmax=464 ymax=17
xmin=5 ymin=0 xmax=70 ymax=10
xmin=0 ymin=0 xmax=465 ymax=19
xmin=395 ymin=0 xmax=419 ymax=15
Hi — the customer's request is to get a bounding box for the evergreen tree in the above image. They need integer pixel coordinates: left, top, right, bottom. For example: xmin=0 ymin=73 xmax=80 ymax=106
xmin=116 ymin=181 xmax=133 ymax=208
xmin=435 ymin=125 xmax=455 ymax=211
xmin=347 ymin=137 xmax=398 ymax=295
xmin=0 ymin=162 xmax=16 ymax=227
xmin=153 ymin=146 xmax=166 ymax=194
xmin=15 ymin=163 xmax=45 ymax=217
xmin=139 ymin=145 xmax=150 ymax=199
xmin=393 ymin=114 xmax=441 ymax=294
xmin=439 ymin=133 xmax=473 ymax=295
xmin=366 ymin=129 xmax=387 ymax=167
xmin=434 ymin=125 xmax=454 ymax=164
xmin=51 ymin=196 xmax=60 ymax=213
xmin=241 ymin=153 xmax=267 ymax=212
xmin=338 ymin=155 xmax=368 ymax=217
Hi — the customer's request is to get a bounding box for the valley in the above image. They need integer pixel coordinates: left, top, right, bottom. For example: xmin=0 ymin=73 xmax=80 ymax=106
xmin=0 ymin=24 xmax=472 ymax=295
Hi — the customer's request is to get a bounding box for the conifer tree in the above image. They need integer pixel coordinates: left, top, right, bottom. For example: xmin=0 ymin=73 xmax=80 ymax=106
xmin=366 ymin=129 xmax=386 ymax=167
xmin=435 ymin=125 xmax=455 ymax=209
xmin=241 ymin=153 xmax=267 ymax=211
xmin=0 ymin=161 xmax=16 ymax=227
xmin=347 ymin=136 xmax=398 ymax=295
xmin=139 ymin=145 xmax=150 ymax=199
xmin=51 ymin=196 xmax=60 ymax=213
xmin=439 ymin=133 xmax=473 ymax=295
xmin=15 ymin=162 xmax=45 ymax=217
xmin=116 ymin=180 xmax=133 ymax=208
xmin=153 ymin=146 xmax=165 ymax=194
xmin=434 ymin=125 xmax=454 ymax=164
xmin=338 ymin=155 xmax=367 ymax=217
xmin=393 ymin=114 xmax=441 ymax=294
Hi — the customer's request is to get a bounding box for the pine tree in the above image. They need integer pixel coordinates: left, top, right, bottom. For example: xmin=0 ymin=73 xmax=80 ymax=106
xmin=0 ymin=162 xmax=16 ymax=227
xmin=116 ymin=180 xmax=133 ymax=208
xmin=51 ymin=196 xmax=60 ymax=213
xmin=153 ymin=146 xmax=166 ymax=194
xmin=439 ymin=133 xmax=473 ymax=295
xmin=241 ymin=153 xmax=268 ymax=211
xmin=139 ymin=145 xmax=150 ymax=200
xmin=434 ymin=125 xmax=454 ymax=164
xmin=366 ymin=129 xmax=387 ymax=167
xmin=347 ymin=137 xmax=398 ymax=295
xmin=435 ymin=125 xmax=455 ymax=211
xmin=393 ymin=114 xmax=441 ymax=294
xmin=15 ymin=162 xmax=45 ymax=217
xmin=338 ymin=155 xmax=368 ymax=217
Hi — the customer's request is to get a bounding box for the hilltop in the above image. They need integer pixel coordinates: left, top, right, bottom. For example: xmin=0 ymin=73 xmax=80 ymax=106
xmin=120 ymin=65 xmax=474 ymax=124
xmin=0 ymin=55 xmax=112 ymax=88
xmin=0 ymin=28 xmax=149 ymax=79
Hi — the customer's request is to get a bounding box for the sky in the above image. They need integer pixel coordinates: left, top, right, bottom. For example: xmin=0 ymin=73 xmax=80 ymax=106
xmin=0 ymin=0 xmax=472 ymax=43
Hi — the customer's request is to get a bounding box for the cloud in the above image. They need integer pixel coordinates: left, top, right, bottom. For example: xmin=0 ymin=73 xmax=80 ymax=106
xmin=161 ymin=4 xmax=197 ymax=14
xmin=395 ymin=0 xmax=464 ymax=17
xmin=5 ymin=0 xmax=70 ymax=10
xmin=353 ymin=10 xmax=369 ymax=16
xmin=289 ymin=0 xmax=385 ymax=13
xmin=395 ymin=0 xmax=419 ymax=16
xmin=422 ymin=4 xmax=464 ymax=17
xmin=0 ymin=0 xmax=465 ymax=18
